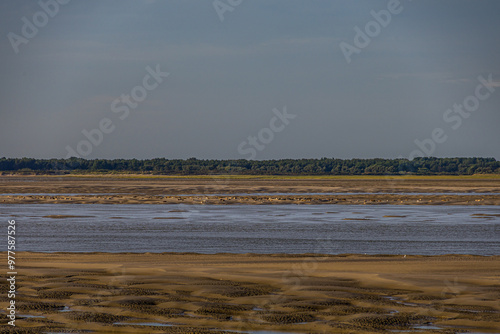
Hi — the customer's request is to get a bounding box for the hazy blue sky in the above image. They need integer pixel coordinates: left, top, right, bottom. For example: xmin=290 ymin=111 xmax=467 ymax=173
xmin=1 ymin=0 xmax=499 ymax=160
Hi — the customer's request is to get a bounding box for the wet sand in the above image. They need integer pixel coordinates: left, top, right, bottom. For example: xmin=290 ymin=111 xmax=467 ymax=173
xmin=1 ymin=253 xmax=499 ymax=333
xmin=1 ymin=175 xmax=500 ymax=205
xmin=1 ymin=193 xmax=500 ymax=205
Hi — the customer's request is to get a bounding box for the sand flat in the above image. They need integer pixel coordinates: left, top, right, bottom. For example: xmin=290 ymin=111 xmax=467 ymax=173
xmin=1 ymin=193 xmax=499 ymax=205
xmin=1 ymin=175 xmax=500 ymax=205
xmin=2 ymin=252 xmax=499 ymax=333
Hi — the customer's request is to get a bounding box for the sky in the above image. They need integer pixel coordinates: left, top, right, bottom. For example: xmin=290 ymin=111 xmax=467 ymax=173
xmin=0 ymin=0 xmax=499 ymax=160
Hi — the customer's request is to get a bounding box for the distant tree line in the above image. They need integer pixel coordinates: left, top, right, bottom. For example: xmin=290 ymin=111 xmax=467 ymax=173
xmin=0 ymin=157 xmax=498 ymax=175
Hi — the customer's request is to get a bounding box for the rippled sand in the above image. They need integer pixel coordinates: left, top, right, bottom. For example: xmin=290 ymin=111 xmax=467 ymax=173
xmin=2 ymin=253 xmax=499 ymax=333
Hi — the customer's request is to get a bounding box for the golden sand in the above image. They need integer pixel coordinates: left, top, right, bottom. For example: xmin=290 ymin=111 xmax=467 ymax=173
xmin=2 ymin=253 xmax=499 ymax=333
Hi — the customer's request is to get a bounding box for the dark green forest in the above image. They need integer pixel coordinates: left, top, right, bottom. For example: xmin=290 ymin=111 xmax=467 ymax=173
xmin=0 ymin=157 xmax=499 ymax=175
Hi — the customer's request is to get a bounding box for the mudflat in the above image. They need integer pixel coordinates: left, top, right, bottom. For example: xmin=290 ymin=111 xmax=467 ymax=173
xmin=1 ymin=175 xmax=500 ymax=205
xmin=2 ymin=253 xmax=499 ymax=333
